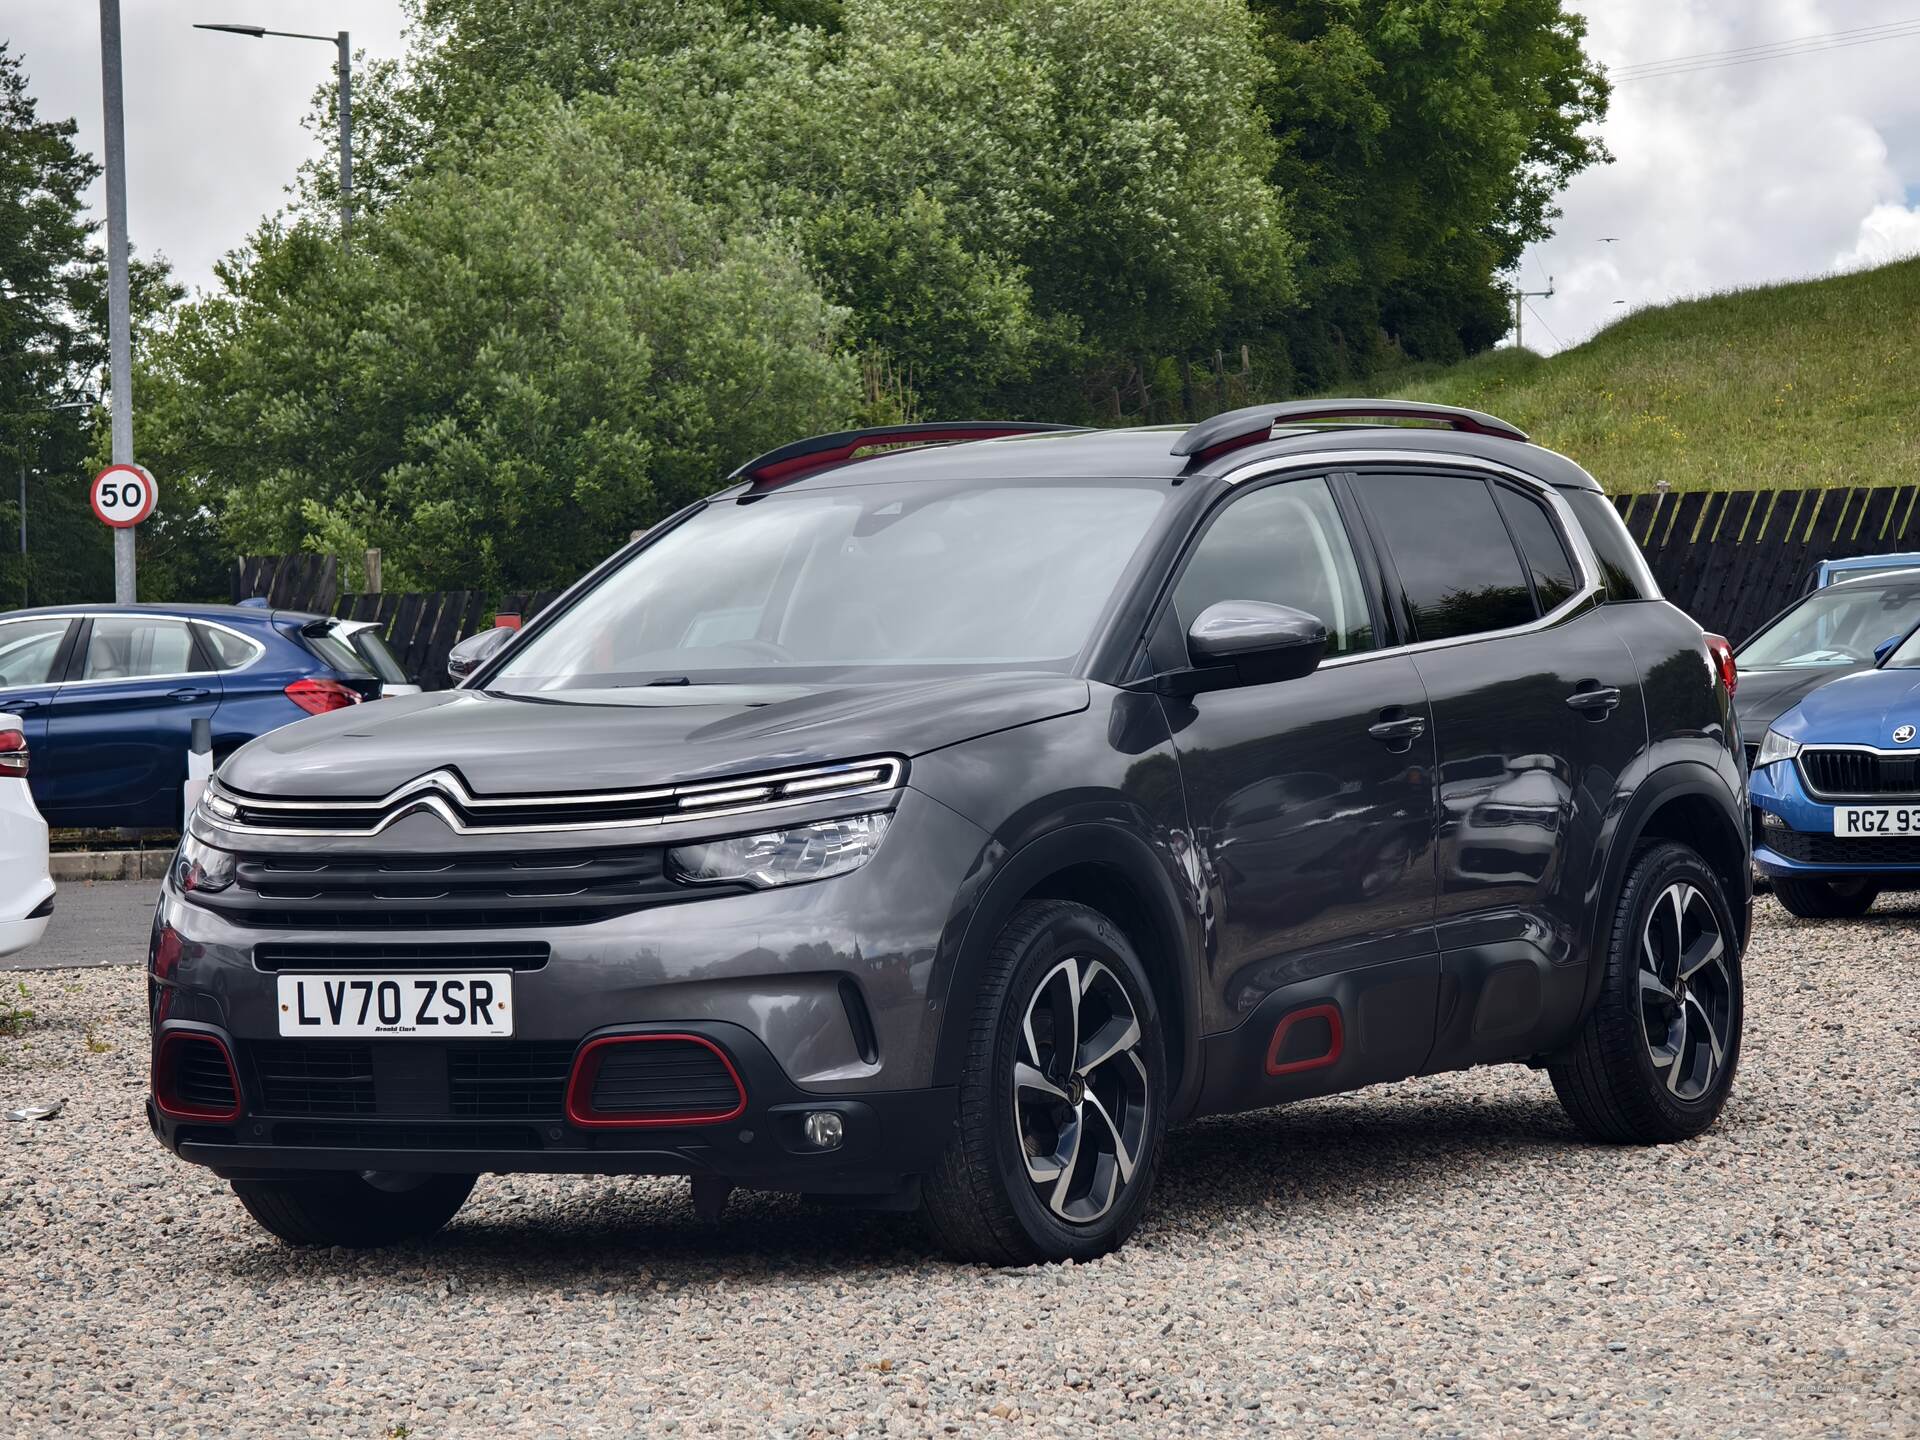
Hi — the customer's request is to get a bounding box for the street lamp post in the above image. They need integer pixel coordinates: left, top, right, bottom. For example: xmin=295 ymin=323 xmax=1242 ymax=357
xmin=99 ymin=0 xmax=136 ymax=602
xmin=194 ymin=23 xmax=353 ymax=250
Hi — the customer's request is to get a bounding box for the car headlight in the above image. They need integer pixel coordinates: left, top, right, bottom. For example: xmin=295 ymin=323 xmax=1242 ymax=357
xmin=668 ymin=813 xmax=891 ymax=889
xmin=1754 ymin=729 xmax=1801 ymax=769
xmin=172 ymin=833 xmax=236 ymax=894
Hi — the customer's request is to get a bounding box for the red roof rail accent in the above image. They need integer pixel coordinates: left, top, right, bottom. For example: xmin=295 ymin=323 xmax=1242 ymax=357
xmin=1173 ymin=399 xmax=1530 ymax=466
xmin=729 ymin=422 xmax=1087 ymax=488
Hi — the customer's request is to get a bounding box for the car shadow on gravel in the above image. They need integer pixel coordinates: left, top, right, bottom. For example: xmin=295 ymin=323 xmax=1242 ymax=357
xmin=207 ymin=1088 xmax=1591 ymax=1282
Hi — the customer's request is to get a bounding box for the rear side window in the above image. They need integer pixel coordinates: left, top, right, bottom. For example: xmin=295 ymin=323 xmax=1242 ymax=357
xmin=80 ymin=617 xmax=207 ymax=680
xmin=1563 ymin=490 xmax=1660 ymax=601
xmin=1494 ymin=485 xmax=1580 ymax=611
xmin=193 ymin=624 xmax=263 ymax=672
xmin=1352 ymin=472 xmax=1535 ymax=642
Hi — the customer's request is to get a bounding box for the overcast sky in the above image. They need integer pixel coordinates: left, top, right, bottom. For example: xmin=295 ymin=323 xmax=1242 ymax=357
xmin=6 ymin=0 xmax=1920 ymax=356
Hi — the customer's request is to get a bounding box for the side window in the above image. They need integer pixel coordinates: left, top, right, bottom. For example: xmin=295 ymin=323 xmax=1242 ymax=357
xmin=1494 ymin=484 xmax=1580 ymax=612
xmin=1563 ymin=489 xmax=1661 ymax=602
xmin=1174 ymin=476 xmax=1376 ymax=656
xmin=194 ymin=624 xmax=262 ymax=672
xmin=80 ymin=617 xmax=207 ymax=681
xmin=1353 ymin=472 xmax=1535 ymax=642
xmin=0 ymin=618 xmax=72 ymax=688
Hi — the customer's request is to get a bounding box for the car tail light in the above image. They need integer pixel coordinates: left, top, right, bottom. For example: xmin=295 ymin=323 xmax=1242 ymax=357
xmin=1703 ymin=633 xmax=1738 ymax=696
xmin=0 ymin=728 xmax=27 ymax=777
xmin=284 ymin=677 xmax=363 ymax=716
xmin=152 ymin=1031 xmax=242 ymax=1122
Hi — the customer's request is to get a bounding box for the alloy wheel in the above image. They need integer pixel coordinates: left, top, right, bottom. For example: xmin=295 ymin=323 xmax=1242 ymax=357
xmin=1012 ymin=956 xmax=1151 ymax=1224
xmin=1638 ymin=882 xmax=1734 ymax=1101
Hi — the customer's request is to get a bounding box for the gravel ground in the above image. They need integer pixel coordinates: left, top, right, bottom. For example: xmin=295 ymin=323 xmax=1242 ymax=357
xmin=3 ymin=896 xmax=1915 ymax=1438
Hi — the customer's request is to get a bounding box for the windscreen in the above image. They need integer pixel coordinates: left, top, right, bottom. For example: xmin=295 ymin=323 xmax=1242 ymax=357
xmin=492 ymin=480 xmax=1171 ymax=690
xmin=1739 ymin=573 xmax=1920 ymax=669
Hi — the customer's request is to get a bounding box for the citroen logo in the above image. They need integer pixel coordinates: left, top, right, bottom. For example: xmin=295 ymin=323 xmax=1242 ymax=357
xmin=1895 ymin=725 xmax=1917 ymax=745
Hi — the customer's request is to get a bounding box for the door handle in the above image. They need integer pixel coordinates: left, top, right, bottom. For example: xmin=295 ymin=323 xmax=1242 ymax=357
xmin=168 ymin=687 xmax=212 ymax=702
xmin=1368 ymin=711 xmax=1427 ymax=748
xmin=5 ymin=697 xmax=43 ymax=711
xmin=1566 ymin=684 xmax=1622 ymax=717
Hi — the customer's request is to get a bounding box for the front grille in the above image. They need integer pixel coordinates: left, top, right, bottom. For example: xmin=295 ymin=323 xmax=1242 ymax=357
xmin=1763 ymin=828 xmax=1920 ymax=865
xmin=1799 ymin=748 xmax=1920 ymax=797
xmin=247 ymin=1039 xmax=575 ymax=1120
xmin=171 ymin=1037 xmax=238 ymax=1113
xmin=588 ymin=1039 xmax=743 ymax=1121
xmin=252 ymin=942 xmax=549 ymax=972
xmin=271 ymin=1122 xmax=543 ymax=1150
xmin=198 ymin=848 xmax=684 ymax=929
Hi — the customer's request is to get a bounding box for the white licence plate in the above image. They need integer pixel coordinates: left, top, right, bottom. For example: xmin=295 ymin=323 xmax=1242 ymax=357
xmin=276 ymin=973 xmax=514 ymax=1038
xmin=1832 ymin=805 xmax=1920 ymax=837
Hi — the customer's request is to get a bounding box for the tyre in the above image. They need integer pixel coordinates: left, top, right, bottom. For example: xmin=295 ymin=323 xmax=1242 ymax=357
xmin=231 ymin=1172 xmax=476 ymax=1248
xmin=923 ymin=900 xmax=1166 ymax=1265
xmin=1772 ymin=875 xmax=1879 ymax=919
xmin=1550 ymin=841 xmax=1743 ymax=1144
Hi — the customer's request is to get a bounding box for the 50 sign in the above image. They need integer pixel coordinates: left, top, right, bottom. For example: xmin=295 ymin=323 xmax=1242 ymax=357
xmin=90 ymin=464 xmax=158 ymax=528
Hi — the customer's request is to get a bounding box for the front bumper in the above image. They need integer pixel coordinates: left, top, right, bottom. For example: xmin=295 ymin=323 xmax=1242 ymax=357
xmin=1749 ymin=757 xmax=1920 ymax=884
xmin=148 ymin=1017 xmax=955 ymax=1191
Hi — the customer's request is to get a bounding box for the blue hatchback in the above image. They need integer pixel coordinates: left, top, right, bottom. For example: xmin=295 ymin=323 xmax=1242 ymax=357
xmin=0 ymin=604 xmax=386 ymax=830
xmin=1749 ymin=616 xmax=1920 ymax=916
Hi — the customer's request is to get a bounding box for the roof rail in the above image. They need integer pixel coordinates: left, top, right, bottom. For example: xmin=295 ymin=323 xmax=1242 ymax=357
xmin=1172 ymin=399 xmax=1530 ymax=465
xmin=730 ymin=421 xmax=1087 ymax=488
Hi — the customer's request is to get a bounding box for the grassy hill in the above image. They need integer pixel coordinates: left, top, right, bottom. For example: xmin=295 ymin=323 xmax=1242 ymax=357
xmin=1378 ymin=256 xmax=1920 ymax=494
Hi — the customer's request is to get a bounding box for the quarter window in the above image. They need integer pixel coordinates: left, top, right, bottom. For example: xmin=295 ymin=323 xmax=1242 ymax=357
xmin=80 ymin=617 xmax=207 ymax=681
xmin=194 ymin=624 xmax=263 ymax=672
xmin=1494 ymin=485 xmax=1580 ymax=612
xmin=0 ymin=618 xmax=71 ymax=688
xmin=1174 ymin=476 xmax=1376 ymax=655
xmin=1353 ymin=472 xmax=1535 ymax=642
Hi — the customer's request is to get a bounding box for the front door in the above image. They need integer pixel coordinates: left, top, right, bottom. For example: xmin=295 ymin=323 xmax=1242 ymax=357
xmin=1348 ymin=468 xmax=1646 ymax=1071
xmin=0 ymin=615 xmax=80 ymax=813
xmin=48 ymin=615 xmax=221 ymax=828
xmin=1158 ymin=474 xmax=1440 ymax=1112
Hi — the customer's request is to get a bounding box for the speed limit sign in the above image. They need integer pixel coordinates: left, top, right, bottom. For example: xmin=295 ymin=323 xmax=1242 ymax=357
xmin=90 ymin=463 xmax=157 ymax=528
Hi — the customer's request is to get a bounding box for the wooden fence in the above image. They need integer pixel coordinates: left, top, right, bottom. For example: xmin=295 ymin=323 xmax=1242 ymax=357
xmin=1615 ymin=485 xmax=1920 ymax=642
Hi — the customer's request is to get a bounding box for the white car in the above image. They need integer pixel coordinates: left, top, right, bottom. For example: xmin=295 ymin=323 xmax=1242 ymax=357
xmin=0 ymin=711 xmax=53 ymax=956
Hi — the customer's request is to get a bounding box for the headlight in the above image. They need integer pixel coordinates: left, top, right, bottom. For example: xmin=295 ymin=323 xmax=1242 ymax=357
xmin=668 ymin=813 xmax=891 ymax=889
xmin=1754 ymin=729 xmax=1801 ymax=769
xmin=172 ymin=833 xmax=236 ymax=894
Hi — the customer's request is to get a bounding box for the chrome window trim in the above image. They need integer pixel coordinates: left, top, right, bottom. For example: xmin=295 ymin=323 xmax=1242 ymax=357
xmin=5 ymin=612 xmax=269 ymax=689
xmin=200 ymin=757 xmax=907 ymax=838
xmin=1208 ymin=449 xmax=1607 ymax=670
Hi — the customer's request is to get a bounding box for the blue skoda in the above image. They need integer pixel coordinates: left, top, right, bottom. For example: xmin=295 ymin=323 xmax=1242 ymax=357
xmin=1750 ymin=617 xmax=1920 ymax=915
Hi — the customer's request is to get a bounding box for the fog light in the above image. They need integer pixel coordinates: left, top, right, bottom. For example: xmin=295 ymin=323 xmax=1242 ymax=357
xmin=1760 ymin=811 xmax=1788 ymax=829
xmin=802 ymin=1111 xmax=844 ymax=1151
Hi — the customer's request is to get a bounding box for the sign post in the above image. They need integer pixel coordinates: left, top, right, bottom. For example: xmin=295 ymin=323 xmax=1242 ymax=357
xmin=91 ymin=463 xmax=157 ymax=530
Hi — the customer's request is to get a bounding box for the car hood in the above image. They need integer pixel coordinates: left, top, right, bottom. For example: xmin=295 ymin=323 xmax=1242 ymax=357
xmin=1767 ymin=666 xmax=1920 ymax=747
xmin=219 ymin=673 xmax=1091 ymax=798
xmin=1735 ymin=664 xmax=1863 ymax=735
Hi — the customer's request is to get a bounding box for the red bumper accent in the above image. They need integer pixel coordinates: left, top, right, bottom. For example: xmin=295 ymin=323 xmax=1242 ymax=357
xmin=1264 ymin=1004 xmax=1344 ymax=1077
xmin=564 ymin=1033 xmax=748 ymax=1129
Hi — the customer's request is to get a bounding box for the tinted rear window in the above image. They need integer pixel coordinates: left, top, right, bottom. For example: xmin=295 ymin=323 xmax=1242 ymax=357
xmin=300 ymin=628 xmax=374 ymax=676
xmin=1564 ymin=490 xmax=1660 ymax=602
xmin=1353 ymin=472 xmax=1535 ymax=641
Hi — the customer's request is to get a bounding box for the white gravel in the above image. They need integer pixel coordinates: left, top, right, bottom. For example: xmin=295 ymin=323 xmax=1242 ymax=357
xmin=3 ymin=896 xmax=1916 ymax=1437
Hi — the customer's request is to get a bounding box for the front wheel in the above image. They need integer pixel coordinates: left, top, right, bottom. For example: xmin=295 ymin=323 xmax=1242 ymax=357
xmin=923 ymin=900 xmax=1166 ymax=1265
xmin=1772 ymin=875 xmax=1878 ymax=918
xmin=231 ymin=1172 xmax=476 ymax=1248
xmin=1550 ymin=841 xmax=1743 ymax=1144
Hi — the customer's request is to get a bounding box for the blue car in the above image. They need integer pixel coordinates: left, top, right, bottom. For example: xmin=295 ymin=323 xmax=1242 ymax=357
xmin=0 ymin=604 xmax=389 ymax=830
xmin=1803 ymin=551 xmax=1920 ymax=593
xmin=1750 ymin=616 xmax=1920 ymax=916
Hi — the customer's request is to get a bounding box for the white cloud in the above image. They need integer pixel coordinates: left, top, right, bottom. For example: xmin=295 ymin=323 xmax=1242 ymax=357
xmin=1835 ymin=202 xmax=1920 ymax=269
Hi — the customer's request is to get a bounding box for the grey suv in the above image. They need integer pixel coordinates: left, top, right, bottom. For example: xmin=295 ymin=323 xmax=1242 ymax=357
xmin=148 ymin=401 xmax=1751 ymax=1264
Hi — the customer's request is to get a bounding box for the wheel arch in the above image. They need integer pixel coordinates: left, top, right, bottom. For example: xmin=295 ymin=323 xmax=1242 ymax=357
xmin=930 ymin=824 xmax=1204 ymax=1121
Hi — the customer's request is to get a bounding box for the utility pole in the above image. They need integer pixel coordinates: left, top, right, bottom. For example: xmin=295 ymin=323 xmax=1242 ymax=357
xmin=100 ymin=0 xmax=137 ymax=602
xmin=1512 ymin=278 xmax=1555 ymax=351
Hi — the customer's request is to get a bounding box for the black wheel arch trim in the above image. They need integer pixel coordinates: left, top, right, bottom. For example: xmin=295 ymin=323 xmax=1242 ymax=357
xmin=928 ymin=822 xmax=1204 ymax=1121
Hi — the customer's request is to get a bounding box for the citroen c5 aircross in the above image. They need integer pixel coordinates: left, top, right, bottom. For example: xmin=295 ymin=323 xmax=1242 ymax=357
xmin=150 ymin=402 xmax=1751 ymax=1264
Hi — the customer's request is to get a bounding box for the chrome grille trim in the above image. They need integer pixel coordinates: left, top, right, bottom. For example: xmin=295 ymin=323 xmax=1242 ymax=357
xmin=201 ymin=756 xmax=907 ymax=838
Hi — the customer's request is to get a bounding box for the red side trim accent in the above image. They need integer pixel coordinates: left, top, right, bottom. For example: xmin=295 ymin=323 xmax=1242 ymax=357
xmin=564 ymin=1033 xmax=748 ymax=1129
xmin=1192 ymin=427 xmax=1277 ymax=466
xmin=750 ymin=427 xmax=1052 ymax=487
xmin=152 ymin=1031 xmax=243 ymax=1123
xmin=1264 ymin=1004 xmax=1344 ymax=1077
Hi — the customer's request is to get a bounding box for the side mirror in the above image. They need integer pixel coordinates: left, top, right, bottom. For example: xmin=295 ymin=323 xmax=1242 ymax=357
xmin=1180 ymin=601 xmax=1328 ymax=690
xmin=1874 ymin=633 xmax=1902 ymax=666
xmin=447 ymin=626 xmax=514 ymax=684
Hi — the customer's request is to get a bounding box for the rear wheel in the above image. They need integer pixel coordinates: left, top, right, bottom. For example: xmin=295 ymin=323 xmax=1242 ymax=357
xmin=231 ymin=1172 xmax=476 ymax=1248
xmin=1550 ymin=842 xmax=1743 ymax=1144
xmin=923 ymin=900 xmax=1165 ymax=1265
xmin=1772 ymin=875 xmax=1879 ymax=918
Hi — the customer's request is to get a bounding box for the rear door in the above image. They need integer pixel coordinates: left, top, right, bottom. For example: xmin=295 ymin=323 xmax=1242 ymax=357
xmin=1347 ymin=468 xmax=1645 ymax=1071
xmin=47 ymin=614 xmax=221 ymax=828
xmin=0 ymin=615 xmax=80 ymax=814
